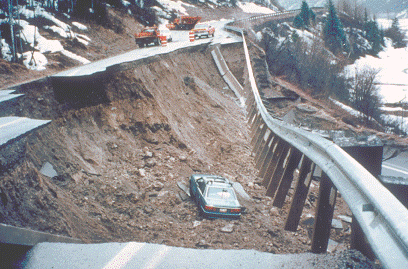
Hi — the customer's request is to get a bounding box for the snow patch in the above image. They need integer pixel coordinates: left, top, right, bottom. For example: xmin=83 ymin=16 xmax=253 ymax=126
xmin=237 ymin=2 xmax=275 ymax=14
xmin=72 ymin=22 xmax=88 ymax=31
xmin=156 ymin=0 xmax=189 ymax=15
xmin=344 ymin=40 xmax=408 ymax=104
xmin=22 ymin=51 xmax=48 ymax=71
xmin=1 ymin=39 xmax=12 ymax=61
xmin=60 ymin=50 xmax=91 ymax=64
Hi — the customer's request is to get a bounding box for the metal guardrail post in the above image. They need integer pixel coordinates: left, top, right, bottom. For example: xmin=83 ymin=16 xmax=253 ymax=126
xmin=311 ymin=173 xmax=337 ymax=253
xmin=252 ymin=123 xmax=268 ymax=157
xmin=258 ymin=137 xmax=280 ymax=179
xmin=261 ymin=139 xmax=288 ymax=187
xmin=251 ymin=123 xmax=266 ymax=155
xmin=247 ymin=108 xmax=257 ymax=127
xmin=255 ymin=132 xmax=275 ymax=170
xmin=254 ymin=129 xmax=272 ymax=165
xmin=273 ymin=148 xmax=303 ymax=208
xmin=250 ymin=118 xmax=263 ymax=147
xmin=284 ymin=158 xmax=315 ymax=232
xmin=265 ymin=142 xmax=291 ymax=197
xmin=351 ymin=215 xmax=377 ymax=260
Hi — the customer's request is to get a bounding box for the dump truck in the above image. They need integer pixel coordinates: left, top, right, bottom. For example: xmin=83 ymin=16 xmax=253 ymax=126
xmin=166 ymin=16 xmax=201 ymax=30
xmin=134 ymin=27 xmax=166 ymax=48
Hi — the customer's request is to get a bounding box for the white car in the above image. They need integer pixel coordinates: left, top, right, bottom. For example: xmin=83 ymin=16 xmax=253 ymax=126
xmin=159 ymin=28 xmax=173 ymax=42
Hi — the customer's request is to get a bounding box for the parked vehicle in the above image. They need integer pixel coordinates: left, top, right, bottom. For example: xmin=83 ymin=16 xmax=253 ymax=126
xmin=134 ymin=27 xmax=166 ymax=48
xmin=189 ymin=174 xmax=241 ymax=219
xmin=159 ymin=28 xmax=173 ymax=42
xmin=191 ymin=23 xmax=215 ymax=39
xmin=166 ymin=16 xmax=201 ymax=30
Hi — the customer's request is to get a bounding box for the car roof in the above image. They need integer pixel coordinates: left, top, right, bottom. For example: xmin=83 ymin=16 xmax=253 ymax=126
xmin=192 ymin=174 xmax=231 ymax=185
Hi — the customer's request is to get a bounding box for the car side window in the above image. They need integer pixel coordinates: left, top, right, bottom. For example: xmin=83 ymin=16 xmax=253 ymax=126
xmin=197 ymin=179 xmax=206 ymax=194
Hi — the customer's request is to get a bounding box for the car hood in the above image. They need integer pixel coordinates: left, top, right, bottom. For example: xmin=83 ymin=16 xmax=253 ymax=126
xmin=205 ymin=198 xmax=240 ymax=208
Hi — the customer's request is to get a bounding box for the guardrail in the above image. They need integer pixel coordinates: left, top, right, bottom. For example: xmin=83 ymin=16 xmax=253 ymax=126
xmin=222 ymin=14 xmax=408 ymax=269
xmin=231 ymin=7 xmax=326 ymax=29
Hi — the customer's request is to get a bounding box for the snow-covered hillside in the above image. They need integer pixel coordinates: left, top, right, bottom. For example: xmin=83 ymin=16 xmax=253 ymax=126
xmin=278 ymin=0 xmax=408 ymax=18
xmin=0 ymin=0 xmax=280 ymax=72
xmin=0 ymin=5 xmax=91 ymax=70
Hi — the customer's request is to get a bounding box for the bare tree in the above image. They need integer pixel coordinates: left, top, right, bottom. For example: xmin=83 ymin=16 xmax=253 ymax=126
xmin=349 ymin=66 xmax=382 ymax=123
xmin=7 ymin=0 xmax=16 ymax=62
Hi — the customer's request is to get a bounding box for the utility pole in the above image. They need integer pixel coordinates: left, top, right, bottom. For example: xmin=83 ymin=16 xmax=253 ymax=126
xmin=7 ymin=0 xmax=16 ymax=62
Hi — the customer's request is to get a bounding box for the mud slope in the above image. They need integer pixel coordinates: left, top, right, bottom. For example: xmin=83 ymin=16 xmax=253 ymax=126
xmin=0 ymin=43 xmax=352 ymax=254
xmin=0 ymin=43 xmax=258 ymax=244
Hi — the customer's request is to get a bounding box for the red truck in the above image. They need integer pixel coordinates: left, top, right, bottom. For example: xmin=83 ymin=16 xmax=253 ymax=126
xmin=166 ymin=16 xmax=201 ymax=30
xmin=134 ymin=27 xmax=167 ymax=48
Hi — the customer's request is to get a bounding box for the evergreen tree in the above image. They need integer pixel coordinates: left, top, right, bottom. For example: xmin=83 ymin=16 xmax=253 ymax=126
xmin=385 ymin=18 xmax=407 ymax=48
xmin=293 ymin=15 xmax=305 ymax=29
xmin=309 ymin=8 xmax=316 ymax=24
xmin=323 ymin=0 xmax=348 ymax=54
xmin=300 ymin=1 xmax=310 ymax=26
xmin=365 ymin=18 xmax=383 ymax=54
xmin=293 ymin=1 xmax=315 ymax=29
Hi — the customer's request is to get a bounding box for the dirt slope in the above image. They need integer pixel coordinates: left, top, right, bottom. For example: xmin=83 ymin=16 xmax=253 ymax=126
xmin=0 ymin=42 xmax=358 ymax=258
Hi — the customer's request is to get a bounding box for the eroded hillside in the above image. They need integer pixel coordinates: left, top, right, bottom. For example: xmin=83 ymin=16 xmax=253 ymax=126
xmin=0 ymin=41 xmax=357 ymax=255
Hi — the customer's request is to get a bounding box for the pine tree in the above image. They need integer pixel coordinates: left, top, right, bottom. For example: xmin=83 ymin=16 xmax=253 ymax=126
xmin=323 ymin=0 xmax=348 ymax=54
xmin=293 ymin=1 xmax=315 ymax=29
xmin=293 ymin=15 xmax=305 ymax=29
xmin=365 ymin=17 xmax=383 ymax=54
xmin=309 ymin=8 xmax=316 ymax=24
xmin=385 ymin=18 xmax=407 ymax=48
xmin=300 ymin=1 xmax=310 ymax=26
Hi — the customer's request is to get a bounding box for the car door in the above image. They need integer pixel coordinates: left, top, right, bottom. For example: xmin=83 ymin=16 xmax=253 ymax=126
xmin=196 ymin=179 xmax=207 ymax=206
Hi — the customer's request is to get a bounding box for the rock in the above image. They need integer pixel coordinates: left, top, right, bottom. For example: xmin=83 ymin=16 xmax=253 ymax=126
xmin=331 ymin=219 xmax=343 ymax=229
xmin=220 ymin=223 xmax=234 ymax=233
xmin=338 ymin=215 xmax=352 ymax=223
xmin=296 ymin=104 xmax=318 ymax=113
xmin=165 ymin=163 xmax=173 ymax=169
xmin=157 ymin=190 xmax=168 ymax=197
xmin=178 ymin=191 xmax=189 ymax=201
xmin=71 ymin=172 xmax=83 ymax=184
xmin=143 ymin=206 xmax=154 ymax=214
xmin=232 ymin=182 xmax=251 ymax=201
xmin=139 ymin=169 xmax=147 ymax=177
xmin=144 ymin=151 xmax=154 ymax=158
xmin=196 ymin=240 xmax=210 ymax=248
xmin=327 ymin=239 xmax=339 ymax=253
xmin=302 ymin=216 xmax=315 ymax=226
xmin=40 ymin=162 xmax=58 ymax=178
xmin=177 ymin=182 xmax=190 ymax=197
xmin=153 ymin=181 xmax=164 ymax=191
xmin=247 ymin=182 xmax=254 ymax=188
xmin=179 ymin=155 xmax=187 ymax=162
xmin=193 ymin=220 xmax=201 ymax=228
xmin=267 ymin=229 xmax=278 ymax=237
xmin=269 ymin=207 xmax=279 ymax=216
xmin=145 ymin=159 xmax=156 ymax=168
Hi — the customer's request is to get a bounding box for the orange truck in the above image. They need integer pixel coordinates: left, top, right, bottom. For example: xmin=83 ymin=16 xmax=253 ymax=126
xmin=166 ymin=16 xmax=201 ymax=30
xmin=134 ymin=27 xmax=166 ymax=48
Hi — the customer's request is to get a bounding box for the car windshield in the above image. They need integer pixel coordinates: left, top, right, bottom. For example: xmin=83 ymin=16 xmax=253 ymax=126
xmin=206 ymin=187 xmax=236 ymax=200
xmin=194 ymin=24 xmax=207 ymax=29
